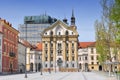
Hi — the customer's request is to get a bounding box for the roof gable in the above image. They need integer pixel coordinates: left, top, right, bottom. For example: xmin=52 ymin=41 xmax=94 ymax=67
xmin=42 ymin=20 xmax=78 ymax=35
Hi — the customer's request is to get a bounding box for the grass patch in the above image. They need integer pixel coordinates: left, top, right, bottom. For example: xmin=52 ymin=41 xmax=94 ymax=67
xmin=116 ymin=71 xmax=120 ymax=74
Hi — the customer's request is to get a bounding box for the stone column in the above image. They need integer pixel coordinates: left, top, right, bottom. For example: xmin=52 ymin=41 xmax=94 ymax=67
xmin=69 ymin=41 xmax=72 ymax=68
xmin=62 ymin=41 xmax=66 ymax=68
xmin=48 ymin=41 xmax=50 ymax=68
xmin=74 ymin=41 xmax=78 ymax=68
xmin=53 ymin=41 xmax=56 ymax=71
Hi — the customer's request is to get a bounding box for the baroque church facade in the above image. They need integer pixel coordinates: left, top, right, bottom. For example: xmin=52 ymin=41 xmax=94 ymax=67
xmin=41 ymin=11 xmax=79 ymax=71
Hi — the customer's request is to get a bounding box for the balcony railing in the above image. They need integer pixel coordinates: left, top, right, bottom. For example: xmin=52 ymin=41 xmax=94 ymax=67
xmin=9 ymin=52 xmax=16 ymax=57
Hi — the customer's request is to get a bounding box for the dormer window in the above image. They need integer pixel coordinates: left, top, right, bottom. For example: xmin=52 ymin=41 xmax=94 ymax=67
xmin=45 ymin=32 xmax=47 ymax=35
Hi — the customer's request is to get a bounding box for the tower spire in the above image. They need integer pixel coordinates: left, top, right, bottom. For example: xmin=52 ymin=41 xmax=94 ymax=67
xmin=72 ymin=9 xmax=74 ymax=17
xmin=71 ymin=9 xmax=75 ymax=26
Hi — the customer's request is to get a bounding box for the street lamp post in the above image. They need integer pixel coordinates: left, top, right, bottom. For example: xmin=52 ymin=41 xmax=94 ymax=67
xmin=25 ymin=23 xmax=27 ymax=78
xmin=40 ymin=53 xmax=42 ymax=75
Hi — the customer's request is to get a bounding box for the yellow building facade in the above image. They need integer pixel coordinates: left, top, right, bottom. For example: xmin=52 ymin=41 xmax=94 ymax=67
xmin=41 ymin=19 xmax=79 ymax=72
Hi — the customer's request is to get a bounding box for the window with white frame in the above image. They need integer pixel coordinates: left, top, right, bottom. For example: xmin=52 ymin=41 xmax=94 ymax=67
xmin=91 ymin=47 xmax=94 ymax=53
xmin=85 ymin=56 xmax=87 ymax=60
xmin=72 ymin=64 xmax=74 ymax=67
xmin=45 ymin=64 xmax=47 ymax=67
xmin=66 ymin=64 xmax=68 ymax=67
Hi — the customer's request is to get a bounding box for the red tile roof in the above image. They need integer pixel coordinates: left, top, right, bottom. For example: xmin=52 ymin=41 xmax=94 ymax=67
xmin=78 ymin=42 xmax=95 ymax=48
xmin=36 ymin=42 xmax=42 ymax=51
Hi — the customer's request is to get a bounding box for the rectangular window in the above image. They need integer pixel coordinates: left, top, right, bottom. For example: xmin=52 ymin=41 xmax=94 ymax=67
xmin=85 ymin=56 xmax=87 ymax=60
xmin=72 ymin=43 xmax=74 ymax=49
xmin=91 ymin=62 xmax=94 ymax=65
xmin=66 ymin=64 xmax=68 ymax=67
xmin=72 ymin=50 xmax=74 ymax=54
xmin=72 ymin=64 xmax=74 ymax=67
xmin=97 ymin=62 xmax=99 ymax=64
xmin=46 ymin=50 xmax=47 ymax=53
xmin=4 ymin=44 xmax=6 ymax=52
xmin=45 ymin=44 xmax=47 ymax=48
xmin=45 ymin=51 xmax=47 ymax=57
xmin=58 ymin=43 xmax=62 ymax=49
xmin=45 ymin=57 xmax=47 ymax=61
xmin=45 ymin=64 xmax=47 ymax=67
xmin=66 ymin=43 xmax=68 ymax=48
xmin=50 ymin=57 xmax=53 ymax=61
xmin=58 ymin=50 xmax=62 ymax=56
xmin=96 ymin=56 xmax=99 ymax=60
xmin=79 ymin=57 xmax=81 ymax=61
xmin=91 ymin=56 xmax=94 ymax=60
xmin=66 ymin=57 xmax=69 ymax=61
xmin=67 ymin=50 xmax=68 ymax=53
xmin=91 ymin=48 xmax=94 ymax=53
xmin=72 ymin=57 xmax=74 ymax=61
xmin=39 ymin=56 xmax=40 ymax=59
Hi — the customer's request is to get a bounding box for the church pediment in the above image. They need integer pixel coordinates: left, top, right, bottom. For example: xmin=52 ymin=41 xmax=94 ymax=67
xmin=42 ymin=20 xmax=78 ymax=36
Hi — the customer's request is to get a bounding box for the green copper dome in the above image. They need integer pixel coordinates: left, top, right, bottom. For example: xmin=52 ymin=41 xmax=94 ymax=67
xmin=24 ymin=14 xmax=57 ymax=24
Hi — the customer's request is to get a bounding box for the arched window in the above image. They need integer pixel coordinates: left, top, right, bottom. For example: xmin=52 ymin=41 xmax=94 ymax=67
xmin=66 ymin=31 xmax=69 ymax=35
xmin=50 ymin=31 xmax=53 ymax=36
xmin=30 ymin=63 xmax=33 ymax=71
xmin=59 ymin=32 xmax=61 ymax=35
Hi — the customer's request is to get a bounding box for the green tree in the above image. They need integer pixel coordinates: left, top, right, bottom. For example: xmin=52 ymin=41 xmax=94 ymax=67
xmin=110 ymin=0 xmax=120 ymax=43
xmin=95 ymin=0 xmax=118 ymax=71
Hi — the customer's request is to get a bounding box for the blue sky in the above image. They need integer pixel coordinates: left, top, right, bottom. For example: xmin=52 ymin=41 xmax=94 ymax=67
xmin=0 ymin=0 xmax=102 ymax=41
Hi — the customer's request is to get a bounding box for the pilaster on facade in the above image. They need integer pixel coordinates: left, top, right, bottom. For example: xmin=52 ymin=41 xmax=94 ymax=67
xmin=69 ymin=42 xmax=72 ymax=62
xmin=53 ymin=41 xmax=56 ymax=62
xmin=48 ymin=41 xmax=50 ymax=68
xmin=62 ymin=41 xmax=66 ymax=61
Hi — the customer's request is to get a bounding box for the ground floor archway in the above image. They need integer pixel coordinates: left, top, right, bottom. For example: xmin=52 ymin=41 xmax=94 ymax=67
xmin=99 ymin=65 xmax=102 ymax=71
xmin=30 ymin=63 xmax=33 ymax=71
xmin=38 ymin=63 xmax=41 ymax=71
